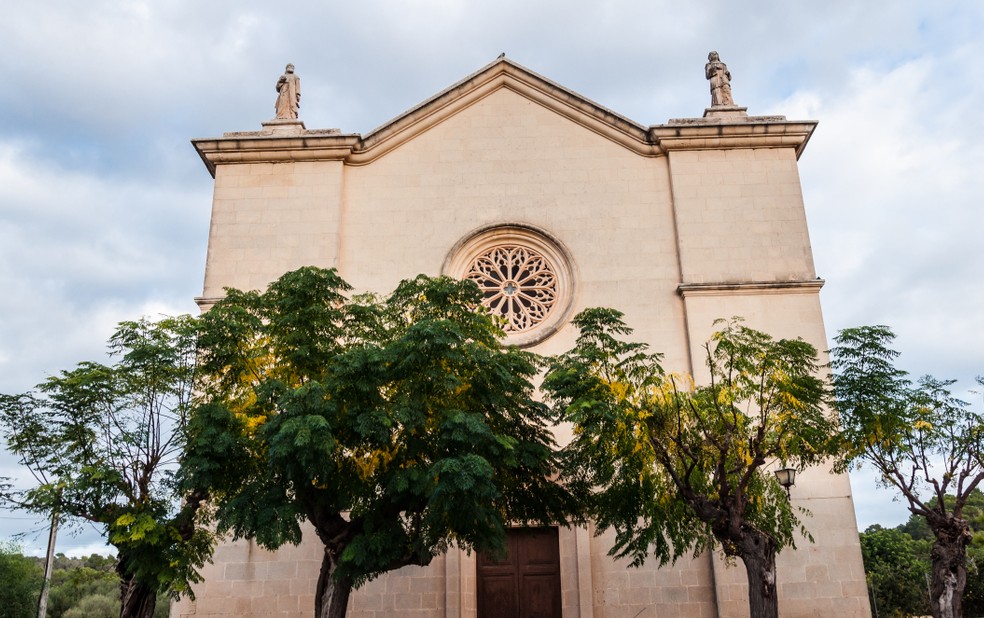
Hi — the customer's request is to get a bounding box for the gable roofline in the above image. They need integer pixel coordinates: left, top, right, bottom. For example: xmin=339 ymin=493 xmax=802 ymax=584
xmin=192 ymin=57 xmax=817 ymax=176
xmin=353 ymin=57 xmax=659 ymax=162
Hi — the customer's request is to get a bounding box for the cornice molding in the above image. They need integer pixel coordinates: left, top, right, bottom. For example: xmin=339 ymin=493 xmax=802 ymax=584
xmin=677 ymin=279 xmax=824 ymax=298
xmin=650 ymin=119 xmax=818 ymax=160
xmin=191 ymin=133 xmax=361 ymax=177
xmin=192 ymin=58 xmax=818 ymax=177
xmin=193 ymin=296 xmax=223 ymax=312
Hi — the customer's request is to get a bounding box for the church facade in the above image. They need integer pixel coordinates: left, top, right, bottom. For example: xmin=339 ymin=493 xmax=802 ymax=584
xmin=173 ymin=58 xmax=870 ymax=618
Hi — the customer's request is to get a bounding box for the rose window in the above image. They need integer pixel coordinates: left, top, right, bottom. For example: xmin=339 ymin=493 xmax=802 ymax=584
xmin=466 ymin=245 xmax=558 ymax=333
xmin=445 ymin=225 xmax=575 ymax=347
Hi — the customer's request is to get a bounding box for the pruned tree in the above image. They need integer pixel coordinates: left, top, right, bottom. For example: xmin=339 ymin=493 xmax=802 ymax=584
xmin=544 ymin=310 xmax=834 ymax=618
xmin=180 ymin=267 xmax=576 ymax=618
xmin=830 ymin=325 xmax=984 ymax=618
xmin=0 ymin=316 xmax=213 ymax=618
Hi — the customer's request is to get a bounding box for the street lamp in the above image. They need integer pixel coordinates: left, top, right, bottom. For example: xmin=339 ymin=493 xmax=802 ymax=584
xmin=774 ymin=467 xmax=796 ymax=498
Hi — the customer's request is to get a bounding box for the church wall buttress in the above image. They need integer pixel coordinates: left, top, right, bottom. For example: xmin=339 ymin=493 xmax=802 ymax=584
xmin=200 ymin=159 xmax=346 ymax=303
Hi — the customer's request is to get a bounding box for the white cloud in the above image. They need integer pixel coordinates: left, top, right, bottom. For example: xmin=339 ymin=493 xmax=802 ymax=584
xmin=0 ymin=141 xmax=208 ymax=393
xmin=776 ymin=49 xmax=984 ymax=384
xmin=1 ymin=0 xmax=982 ymax=551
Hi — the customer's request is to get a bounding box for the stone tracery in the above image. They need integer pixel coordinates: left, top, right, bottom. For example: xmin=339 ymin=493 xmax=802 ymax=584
xmin=466 ymin=245 xmax=558 ymax=333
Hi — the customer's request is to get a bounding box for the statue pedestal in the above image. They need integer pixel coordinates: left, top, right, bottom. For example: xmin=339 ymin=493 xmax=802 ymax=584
xmin=666 ymin=109 xmax=786 ymax=127
xmin=261 ymin=119 xmax=307 ymax=134
xmin=703 ymin=106 xmax=748 ymax=118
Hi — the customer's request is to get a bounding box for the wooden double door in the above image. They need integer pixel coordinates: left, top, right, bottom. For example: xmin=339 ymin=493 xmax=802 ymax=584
xmin=477 ymin=527 xmax=562 ymax=618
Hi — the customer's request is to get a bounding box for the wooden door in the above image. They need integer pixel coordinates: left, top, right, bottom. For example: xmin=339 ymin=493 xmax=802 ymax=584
xmin=477 ymin=527 xmax=562 ymax=618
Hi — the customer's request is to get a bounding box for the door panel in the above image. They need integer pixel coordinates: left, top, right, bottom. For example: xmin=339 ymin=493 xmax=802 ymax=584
xmin=477 ymin=527 xmax=561 ymax=618
xmin=522 ymin=574 xmax=560 ymax=618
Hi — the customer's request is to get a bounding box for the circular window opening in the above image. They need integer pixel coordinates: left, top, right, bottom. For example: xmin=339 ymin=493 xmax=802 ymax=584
xmin=443 ymin=225 xmax=576 ymax=347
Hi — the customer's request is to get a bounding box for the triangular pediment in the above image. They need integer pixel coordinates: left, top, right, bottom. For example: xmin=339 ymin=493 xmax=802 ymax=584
xmin=354 ymin=57 xmax=657 ymax=161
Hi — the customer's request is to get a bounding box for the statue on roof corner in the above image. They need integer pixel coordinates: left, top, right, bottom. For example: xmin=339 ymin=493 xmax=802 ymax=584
xmin=705 ymin=51 xmax=735 ymax=107
xmin=275 ymin=63 xmax=301 ymax=120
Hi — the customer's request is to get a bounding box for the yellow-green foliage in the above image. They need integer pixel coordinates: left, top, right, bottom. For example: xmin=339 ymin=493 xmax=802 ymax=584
xmin=544 ymin=311 xmax=832 ymax=567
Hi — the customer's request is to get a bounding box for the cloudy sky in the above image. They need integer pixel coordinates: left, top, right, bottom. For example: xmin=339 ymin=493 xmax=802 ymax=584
xmin=1 ymin=1 xmax=981 ymax=557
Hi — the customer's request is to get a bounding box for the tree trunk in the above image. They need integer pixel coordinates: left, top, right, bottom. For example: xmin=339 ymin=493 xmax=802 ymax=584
xmin=928 ymin=523 xmax=969 ymax=618
xmin=314 ymin=548 xmax=353 ymax=618
xmin=738 ymin=529 xmax=779 ymax=618
xmin=119 ymin=574 xmax=157 ymax=618
xmin=37 ymin=508 xmax=58 ymax=618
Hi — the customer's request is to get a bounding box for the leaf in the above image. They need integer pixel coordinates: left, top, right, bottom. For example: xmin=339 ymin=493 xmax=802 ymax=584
xmin=182 ymin=267 xmax=578 ymax=588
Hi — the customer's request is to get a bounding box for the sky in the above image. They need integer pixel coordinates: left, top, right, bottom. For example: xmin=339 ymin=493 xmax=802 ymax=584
xmin=1 ymin=1 xmax=981 ymax=558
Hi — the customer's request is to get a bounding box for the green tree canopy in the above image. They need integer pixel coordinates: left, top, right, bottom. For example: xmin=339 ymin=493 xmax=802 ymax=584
xmin=0 ymin=542 xmax=43 ymax=618
xmin=831 ymin=325 xmax=984 ymax=618
xmin=0 ymin=316 xmax=213 ymax=618
xmin=860 ymin=524 xmax=932 ymax=617
xmin=46 ymin=558 xmax=119 ymax=618
xmin=544 ymin=311 xmax=834 ymax=618
xmin=181 ymin=267 xmax=577 ymax=618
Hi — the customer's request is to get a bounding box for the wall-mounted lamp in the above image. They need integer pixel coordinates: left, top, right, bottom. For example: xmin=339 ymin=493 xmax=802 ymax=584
xmin=774 ymin=467 xmax=796 ymax=499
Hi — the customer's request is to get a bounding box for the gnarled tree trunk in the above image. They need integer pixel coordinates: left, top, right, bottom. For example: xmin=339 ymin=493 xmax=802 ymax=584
xmin=315 ymin=548 xmax=353 ymax=618
xmin=928 ymin=518 xmax=971 ymax=618
xmin=738 ymin=528 xmax=779 ymax=618
xmin=119 ymin=573 xmax=156 ymax=618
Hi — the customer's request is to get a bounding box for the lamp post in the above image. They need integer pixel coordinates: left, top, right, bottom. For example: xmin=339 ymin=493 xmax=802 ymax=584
xmin=774 ymin=467 xmax=796 ymax=499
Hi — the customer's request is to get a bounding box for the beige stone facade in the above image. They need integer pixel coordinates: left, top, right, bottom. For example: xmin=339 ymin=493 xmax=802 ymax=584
xmin=174 ymin=58 xmax=870 ymax=617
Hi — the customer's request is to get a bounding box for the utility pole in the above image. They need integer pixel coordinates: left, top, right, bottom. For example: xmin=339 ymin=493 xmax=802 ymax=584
xmin=36 ymin=508 xmax=58 ymax=618
xmin=869 ymin=579 xmax=878 ymax=618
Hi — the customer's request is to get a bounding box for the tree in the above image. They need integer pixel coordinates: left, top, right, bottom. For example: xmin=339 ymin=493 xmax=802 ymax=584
xmin=968 ymin=530 xmax=984 ymax=617
xmin=181 ymin=267 xmax=576 ymax=618
xmin=857 ymin=491 xmax=984 ymax=618
xmin=859 ymin=524 xmax=932 ymax=617
xmin=544 ymin=310 xmax=833 ymax=618
xmin=0 ymin=316 xmax=213 ymax=618
xmin=830 ymin=325 xmax=984 ymax=618
xmin=0 ymin=542 xmax=43 ymax=618
xmin=62 ymin=592 xmax=123 ymax=618
xmin=46 ymin=555 xmax=119 ymax=618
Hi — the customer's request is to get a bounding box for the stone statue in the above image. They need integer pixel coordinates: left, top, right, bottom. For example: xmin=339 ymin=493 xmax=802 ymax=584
xmin=705 ymin=51 xmax=735 ymax=107
xmin=275 ymin=64 xmax=301 ymax=120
